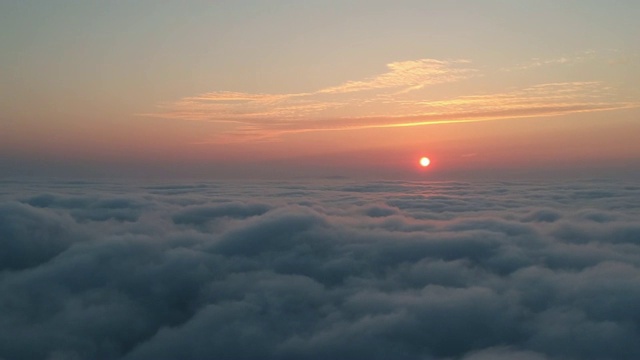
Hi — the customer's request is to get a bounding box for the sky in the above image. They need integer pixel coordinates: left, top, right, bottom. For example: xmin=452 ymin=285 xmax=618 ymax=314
xmin=1 ymin=0 xmax=639 ymax=179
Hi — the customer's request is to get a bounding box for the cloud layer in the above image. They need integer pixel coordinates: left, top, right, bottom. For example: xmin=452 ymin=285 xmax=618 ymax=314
xmin=1 ymin=179 xmax=640 ymax=359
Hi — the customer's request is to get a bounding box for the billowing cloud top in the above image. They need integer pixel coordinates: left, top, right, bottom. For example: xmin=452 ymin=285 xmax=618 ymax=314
xmin=1 ymin=179 xmax=640 ymax=359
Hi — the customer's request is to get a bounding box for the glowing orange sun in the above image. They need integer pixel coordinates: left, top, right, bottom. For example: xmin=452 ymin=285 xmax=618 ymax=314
xmin=419 ymin=157 xmax=431 ymax=167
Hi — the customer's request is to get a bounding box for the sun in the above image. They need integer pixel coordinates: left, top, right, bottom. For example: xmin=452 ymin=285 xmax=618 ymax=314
xmin=419 ymin=157 xmax=431 ymax=167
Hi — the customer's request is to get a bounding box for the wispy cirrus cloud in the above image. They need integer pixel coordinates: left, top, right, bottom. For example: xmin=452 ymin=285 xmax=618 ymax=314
xmin=318 ymin=59 xmax=474 ymax=94
xmin=142 ymin=57 xmax=636 ymax=143
xmin=501 ymin=50 xmax=597 ymax=72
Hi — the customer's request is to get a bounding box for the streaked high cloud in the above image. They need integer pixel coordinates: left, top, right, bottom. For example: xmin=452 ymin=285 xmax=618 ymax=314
xmin=143 ymin=57 xmax=636 ymax=142
xmin=318 ymin=59 xmax=473 ymax=94
xmin=2 ymin=179 xmax=640 ymax=359
xmin=502 ymin=51 xmax=596 ymax=71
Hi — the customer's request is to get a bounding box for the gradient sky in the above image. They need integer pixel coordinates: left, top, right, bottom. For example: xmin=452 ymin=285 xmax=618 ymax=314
xmin=1 ymin=0 xmax=639 ymax=179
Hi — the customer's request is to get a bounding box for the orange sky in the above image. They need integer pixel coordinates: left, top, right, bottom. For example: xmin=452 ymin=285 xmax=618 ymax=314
xmin=1 ymin=1 xmax=639 ymax=179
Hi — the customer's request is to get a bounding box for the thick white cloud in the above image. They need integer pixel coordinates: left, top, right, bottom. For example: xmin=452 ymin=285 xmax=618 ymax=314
xmin=1 ymin=179 xmax=640 ymax=359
